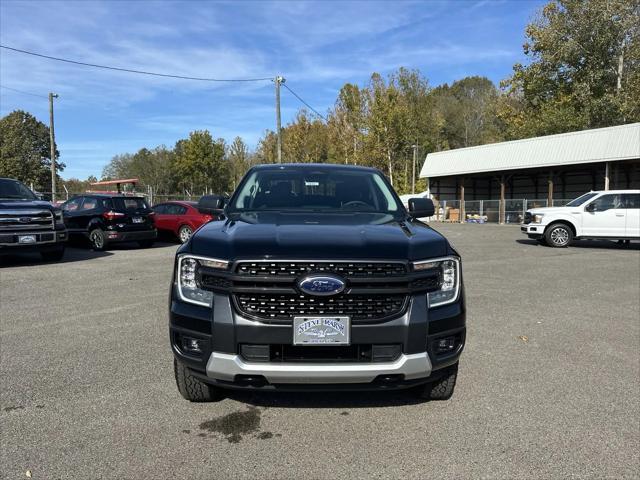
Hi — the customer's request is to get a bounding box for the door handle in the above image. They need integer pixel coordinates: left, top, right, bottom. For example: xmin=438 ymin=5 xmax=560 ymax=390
xmin=615 ymin=213 xmax=625 ymax=217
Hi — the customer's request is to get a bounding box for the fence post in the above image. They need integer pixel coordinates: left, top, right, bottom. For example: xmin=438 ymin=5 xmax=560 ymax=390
xmin=479 ymin=200 xmax=483 ymax=218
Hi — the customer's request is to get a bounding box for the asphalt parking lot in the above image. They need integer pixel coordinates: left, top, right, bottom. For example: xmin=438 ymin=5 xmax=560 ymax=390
xmin=1 ymin=224 xmax=639 ymax=479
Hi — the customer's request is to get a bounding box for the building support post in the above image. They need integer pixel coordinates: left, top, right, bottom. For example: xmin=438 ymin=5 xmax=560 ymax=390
xmin=547 ymin=171 xmax=554 ymax=207
xmin=499 ymin=175 xmax=506 ymax=225
xmin=459 ymin=177 xmax=465 ymax=224
xmin=604 ymin=162 xmax=610 ymax=190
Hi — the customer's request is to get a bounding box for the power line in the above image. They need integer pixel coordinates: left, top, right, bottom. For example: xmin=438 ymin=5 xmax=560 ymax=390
xmin=0 ymin=84 xmax=48 ymax=99
xmin=282 ymin=83 xmax=327 ymax=121
xmin=0 ymin=45 xmax=273 ymax=82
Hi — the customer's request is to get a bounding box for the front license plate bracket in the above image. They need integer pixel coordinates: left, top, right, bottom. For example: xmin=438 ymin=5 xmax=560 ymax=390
xmin=293 ymin=316 xmax=350 ymax=345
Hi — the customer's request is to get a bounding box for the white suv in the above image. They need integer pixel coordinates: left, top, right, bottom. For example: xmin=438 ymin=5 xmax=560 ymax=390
xmin=521 ymin=190 xmax=640 ymax=247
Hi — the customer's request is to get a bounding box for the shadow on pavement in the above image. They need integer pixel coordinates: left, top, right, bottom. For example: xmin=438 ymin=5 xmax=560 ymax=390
xmin=0 ymin=246 xmax=113 ymax=266
xmin=1 ymin=241 xmax=178 ymax=267
xmin=225 ymin=388 xmax=427 ymax=409
xmin=516 ymin=239 xmax=639 ymax=250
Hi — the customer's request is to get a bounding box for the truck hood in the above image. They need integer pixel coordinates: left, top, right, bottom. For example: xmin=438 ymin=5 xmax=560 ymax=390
xmin=0 ymin=199 xmax=55 ymax=210
xmin=190 ymin=212 xmax=450 ymax=260
xmin=527 ymin=206 xmax=576 ymax=215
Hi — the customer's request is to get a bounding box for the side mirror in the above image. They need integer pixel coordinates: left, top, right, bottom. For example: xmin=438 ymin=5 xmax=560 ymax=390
xmin=585 ymin=203 xmax=596 ymax=213
xmin=198 ymin=195 xmax=226 ymax=215
xmin=408 ymin=198 xmax=435 ymax=218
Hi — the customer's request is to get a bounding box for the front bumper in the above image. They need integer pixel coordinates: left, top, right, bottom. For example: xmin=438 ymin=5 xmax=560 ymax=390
xmin=170 ymin=289 xmax=466 ymax=390
xmin=206 ymin=351 xmax=432 ymax=384
xmin=521 ymin=224 xmax=544 ymax=238
xmin=0 ymin=228 xmax=67 ymax=253
xmin=105 ymin=229 xmax=157 ymax=243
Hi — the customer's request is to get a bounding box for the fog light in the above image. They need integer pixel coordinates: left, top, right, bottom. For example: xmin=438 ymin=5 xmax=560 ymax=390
xmin=435 ymin=336 xmax=456 ymax=353
xmin=181 ymin=336 xmax=205 ymax=353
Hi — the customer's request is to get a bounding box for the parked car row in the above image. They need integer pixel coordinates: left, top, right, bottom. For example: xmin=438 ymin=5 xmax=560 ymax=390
xmin=1 ymin=177 xmax=217 ymax=261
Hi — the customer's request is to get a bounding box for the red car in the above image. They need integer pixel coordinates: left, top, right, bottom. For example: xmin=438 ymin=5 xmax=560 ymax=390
xmin=152 ymin=201 xmax=214 ymax=243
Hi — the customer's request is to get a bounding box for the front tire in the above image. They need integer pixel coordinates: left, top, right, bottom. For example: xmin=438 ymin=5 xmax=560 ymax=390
xmin=174 ymin=359 xmax=223 ymax=402
xmin=178 ymin=225 xmax=193 ymax=244
xmin=544 ymin=223 xmax=573 ymax=248
xmin=40 ymin=246 xmax=65 ymax=261
xmin=89 ymin=228 xmax=107 ymax=251
xmin=418 ymin=363 xmax=458 ymax=400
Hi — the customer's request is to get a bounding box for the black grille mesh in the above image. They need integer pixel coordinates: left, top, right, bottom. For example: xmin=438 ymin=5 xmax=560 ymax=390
xmin=235 ymin=293 xmax=406 ymax=322
xmin=235 ymin=261 xmax=407 ymax=277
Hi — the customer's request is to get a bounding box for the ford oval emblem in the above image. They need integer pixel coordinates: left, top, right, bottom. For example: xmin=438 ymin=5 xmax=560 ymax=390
xmin=298 ymin=275 xmax=346 ymax=296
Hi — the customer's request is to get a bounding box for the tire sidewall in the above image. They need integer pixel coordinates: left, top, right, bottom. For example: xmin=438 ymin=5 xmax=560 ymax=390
xmin=179 ymin=225 xmax=193 ymax=244
xmin=546 ymin=224 xmax=572 ymax=248
xmin=89 ymin=228 xmax=106 ymax=251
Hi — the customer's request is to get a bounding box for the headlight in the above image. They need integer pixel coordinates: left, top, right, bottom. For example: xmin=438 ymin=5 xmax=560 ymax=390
xmin=413 ymin=256 xmax=460 ymax=308
xmin=533 ymin=214 xmax=544 ymax=223
xmin=176 ymin=255 xmax=229 ymax=306
xmin=54 ymin=209 xmax=63 ymax=222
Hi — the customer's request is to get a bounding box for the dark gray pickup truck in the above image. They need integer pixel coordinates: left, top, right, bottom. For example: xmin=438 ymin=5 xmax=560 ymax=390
xmin=169 ymin=164 xmax=466 ymax=402
xmin=0 ymin=178 xmax=67 ymax=261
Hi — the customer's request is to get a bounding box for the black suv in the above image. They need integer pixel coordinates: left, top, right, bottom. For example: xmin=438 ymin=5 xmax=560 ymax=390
xmin=0 ymin=178 xmax=67 ymax=261
xmin=61 ymin=194 xmax=157 ymax=250
xmin=170 ymin=164 xmax=465 ymax=401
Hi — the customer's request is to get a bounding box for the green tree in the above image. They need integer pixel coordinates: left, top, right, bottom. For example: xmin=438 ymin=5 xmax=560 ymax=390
xmin=173 ymin=130 xmax=229 ymax=194
xmin=500 ymin=0 xmax=640 ymax=137
xmin=255 ymin=130 xmax=278 ymax=164
xmin=228 ymin=136 xmax=251 ymax=189
xmin=327 ymin=83 xmax=366 ymax=165
xmin=0 ymin=110 xmax=64 ymax=191
xmin=432 ymin=76 xmax=503 ymax=149
xmin=102 ymin=147 xmax=175 ymax=194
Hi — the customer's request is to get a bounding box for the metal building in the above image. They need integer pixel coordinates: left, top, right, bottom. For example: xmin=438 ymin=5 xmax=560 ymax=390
xmin=420 ymin=123 xmax=640 ymax=223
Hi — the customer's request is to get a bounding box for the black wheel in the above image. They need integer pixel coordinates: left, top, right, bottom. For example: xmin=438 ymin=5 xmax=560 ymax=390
xmin=89 ymin=228 xmax=107 ymax=251
xmin=174 ymin=358 xmax=224 ymax=402
xmin=178 ymin=225 xmax=193 ymax=244
xmin=138 ymin=240 xmax=154 ymax=248
xmin=544 ymin=223 xmax=573 ymax=248
xmin=40 ymin=246 xmax=65 ymax=261
xmin=418 ymin=363 xmax=458 ymax=400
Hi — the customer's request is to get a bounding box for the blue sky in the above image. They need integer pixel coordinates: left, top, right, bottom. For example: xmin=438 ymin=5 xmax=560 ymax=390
xmin=0 ymin=0 xmax=545 ymax=179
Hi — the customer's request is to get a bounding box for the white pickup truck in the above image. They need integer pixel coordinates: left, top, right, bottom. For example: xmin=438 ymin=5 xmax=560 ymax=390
xmin=521 ymin=190 xmax=640 ymax=247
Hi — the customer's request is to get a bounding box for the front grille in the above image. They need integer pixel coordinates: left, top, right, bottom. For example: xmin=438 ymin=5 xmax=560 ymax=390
xmin=0 ymin=210 xmax=54 ymax=231
xmin=234 ymin=293 xmax=407 ymax=323
xmin=523 ymin=212 xmax=532 ymax=224
xmin=235 ymin=261 xmax=407 ymax=277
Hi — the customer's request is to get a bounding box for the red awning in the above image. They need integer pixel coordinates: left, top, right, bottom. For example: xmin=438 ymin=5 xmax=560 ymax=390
xmin=89 ymin=178 xmax=139 ymax=186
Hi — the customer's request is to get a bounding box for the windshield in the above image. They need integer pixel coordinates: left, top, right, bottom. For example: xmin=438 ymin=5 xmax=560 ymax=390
xmin=566 ymin=192 xmax=599 ymax=207
xmin=0 ymin=178 xmax=37 ymax=200
xmin=228 ymin=168 xmax=402 ymax=215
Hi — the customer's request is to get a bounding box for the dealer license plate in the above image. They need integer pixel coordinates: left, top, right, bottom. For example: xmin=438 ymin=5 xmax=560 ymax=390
xmin=18 ymin=235 xmax=37 ymax=244
xmin=293 ymin=316 xmax=350 ymax=345
xmin=132 ymin=217 xmax=144 ymax=223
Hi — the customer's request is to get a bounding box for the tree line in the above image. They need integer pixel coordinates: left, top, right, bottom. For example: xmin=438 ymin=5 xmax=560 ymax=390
xmin=1 ymin=0 xmax=638 ymax=196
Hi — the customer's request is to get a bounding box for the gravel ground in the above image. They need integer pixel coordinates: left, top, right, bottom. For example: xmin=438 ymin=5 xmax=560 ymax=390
xmin=1 ymin=224 xmax=639 ymax=479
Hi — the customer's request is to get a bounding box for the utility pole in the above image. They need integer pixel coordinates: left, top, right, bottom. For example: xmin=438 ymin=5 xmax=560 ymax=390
xmin=49 ymin=92 xmax=59 ymax=202
xmin=411 ymin=144 xmax=418 ymax=194
xmin=275 ymin=76 xmax=285 ymax=163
